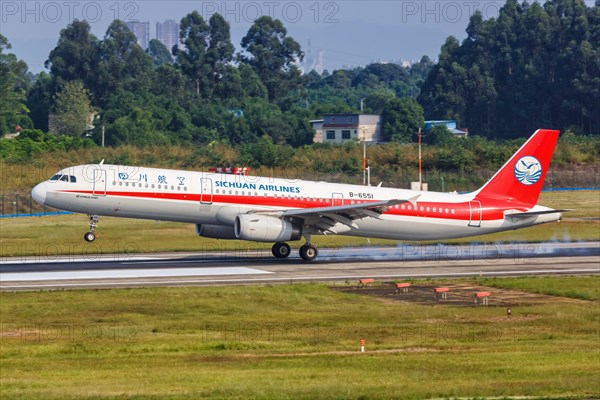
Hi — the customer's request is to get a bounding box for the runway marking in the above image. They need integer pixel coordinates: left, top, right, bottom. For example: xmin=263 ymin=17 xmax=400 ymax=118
xmin=1 ymin=268 xmax=597 ymax=289
xmin=0 ymin=267 xmax=271 ymax=282
xmin=1 ymin=256 xmax=163 ymax=265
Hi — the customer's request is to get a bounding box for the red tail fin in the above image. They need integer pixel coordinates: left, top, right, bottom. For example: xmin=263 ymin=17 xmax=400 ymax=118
xmin=474 ymin=129 xmax=559 ymax=207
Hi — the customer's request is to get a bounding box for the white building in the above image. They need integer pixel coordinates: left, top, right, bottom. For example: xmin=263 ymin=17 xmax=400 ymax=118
xmin=312 ymin=114 xmax=382 ymax=144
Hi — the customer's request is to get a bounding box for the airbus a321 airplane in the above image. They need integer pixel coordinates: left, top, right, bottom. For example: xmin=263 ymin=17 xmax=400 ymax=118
xmin=32 ymin=129 xmax=565 ymax=261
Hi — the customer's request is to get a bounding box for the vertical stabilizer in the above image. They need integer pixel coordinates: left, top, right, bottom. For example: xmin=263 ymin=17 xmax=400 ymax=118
xmin=474 ymin=129 xmax=559 ymax=207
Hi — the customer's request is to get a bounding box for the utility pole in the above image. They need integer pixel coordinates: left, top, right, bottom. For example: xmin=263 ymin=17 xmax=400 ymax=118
xmin=363 ymin=139 xmax=367 ymax=185
xmin=418 ymin=127 xmax=422 ymax=190
xmin=101 ymin=126 xmax=105 ymax=147
xmin=362 ymin=127 xmax=369 ymax=186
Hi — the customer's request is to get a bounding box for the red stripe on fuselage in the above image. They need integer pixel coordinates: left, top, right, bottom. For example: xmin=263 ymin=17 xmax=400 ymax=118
xmin=58 ymin=190 xmax=523 ymax=221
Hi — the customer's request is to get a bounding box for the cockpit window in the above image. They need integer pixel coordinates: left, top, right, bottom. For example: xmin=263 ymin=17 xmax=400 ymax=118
xmin=49 ymin=174 xmax=76 ymax=183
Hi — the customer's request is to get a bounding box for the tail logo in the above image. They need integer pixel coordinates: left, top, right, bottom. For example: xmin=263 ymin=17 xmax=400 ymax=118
xmin=514 ymin=156 xmax=542 ymax=185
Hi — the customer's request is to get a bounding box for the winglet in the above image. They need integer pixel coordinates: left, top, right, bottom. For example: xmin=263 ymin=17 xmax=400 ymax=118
xmin=387 ymin=195 xmax=420 ymax=208
xmin=407 ymin=194 xmax=420 ymax=207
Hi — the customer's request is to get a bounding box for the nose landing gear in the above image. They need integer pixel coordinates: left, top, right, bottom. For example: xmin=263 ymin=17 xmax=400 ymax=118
xmin=84 ymin=214 xmax=99 ymax=242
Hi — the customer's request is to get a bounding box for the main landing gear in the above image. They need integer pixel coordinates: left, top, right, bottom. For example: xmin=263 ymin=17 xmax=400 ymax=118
xmin=271 ymin=242 xmax=291 ymax=258
xmin=84 ymin=214 xmax=99 ymax=242
xmin=299 ymin=243 xmax=318 ymax=261
xmin=271 ymin=235 xmax=318 ymax=261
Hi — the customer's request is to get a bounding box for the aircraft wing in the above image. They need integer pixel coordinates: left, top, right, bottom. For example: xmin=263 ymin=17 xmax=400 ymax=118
xmin=253 ymin=195 xmax=420 ymax=235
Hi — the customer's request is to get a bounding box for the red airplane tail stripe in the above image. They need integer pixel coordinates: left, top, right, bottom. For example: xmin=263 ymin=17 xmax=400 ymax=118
xmin=474 ymin=129 xmax=560 ymax=207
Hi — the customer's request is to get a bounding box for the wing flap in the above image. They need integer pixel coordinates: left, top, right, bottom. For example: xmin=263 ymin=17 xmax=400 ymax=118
xmin=250 ymin=195 xmax=420 ymax=233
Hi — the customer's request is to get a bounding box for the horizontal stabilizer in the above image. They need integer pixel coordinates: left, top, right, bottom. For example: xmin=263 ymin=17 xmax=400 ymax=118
xmin=504 ymin=209 xmax=571 ymax=220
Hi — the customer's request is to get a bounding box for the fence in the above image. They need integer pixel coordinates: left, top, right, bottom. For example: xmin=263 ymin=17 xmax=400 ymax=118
xmin=2 ymin=165 xmax=598 ymax=218
xmin=0 ymin=194 xmax=71 ymax=218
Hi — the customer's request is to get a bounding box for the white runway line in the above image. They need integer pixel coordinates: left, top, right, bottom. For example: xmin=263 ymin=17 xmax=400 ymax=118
xmin=1 ymin=268 xmax=598 ymax=290
xmin=1 ymin=256 xmax=163 ymax=265
xmin=0 ymin=267 xmax=272 ymax=282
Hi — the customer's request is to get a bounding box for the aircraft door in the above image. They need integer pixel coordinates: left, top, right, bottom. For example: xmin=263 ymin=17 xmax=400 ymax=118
xmin=332 ymin=192 xmax=344 ymax=206
xmin=200 ymin=178 xmax=213 ymax=204
xmin=468 ymin=200 xmax=482 ymax=227
xmin=93 ymin=169 xmax=107 ymax=196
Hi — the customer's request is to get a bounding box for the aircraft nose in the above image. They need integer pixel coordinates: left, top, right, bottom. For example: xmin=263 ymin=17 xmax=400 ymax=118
xmin=32 ymin=182 xmax=47 ymax=205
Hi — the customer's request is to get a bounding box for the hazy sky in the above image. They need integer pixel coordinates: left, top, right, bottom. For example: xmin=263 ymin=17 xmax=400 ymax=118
xmin=1 ymin=0 xmax=595 ymax=73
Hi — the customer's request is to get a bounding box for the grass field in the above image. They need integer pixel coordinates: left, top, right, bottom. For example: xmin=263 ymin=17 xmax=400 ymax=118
xmin=0 ymin=277 xmax=598 ymax=399
xmin=1 ymin=191 xmax=598 ymax=257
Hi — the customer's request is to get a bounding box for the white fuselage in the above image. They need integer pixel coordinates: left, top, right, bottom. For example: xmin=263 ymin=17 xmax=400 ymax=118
xmin=32 ymin=164 xmax=561 ymax=241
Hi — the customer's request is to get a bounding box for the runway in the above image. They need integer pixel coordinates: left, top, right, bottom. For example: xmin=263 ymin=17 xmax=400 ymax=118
xmin=1 ymin=242 xmax=598 ymax=290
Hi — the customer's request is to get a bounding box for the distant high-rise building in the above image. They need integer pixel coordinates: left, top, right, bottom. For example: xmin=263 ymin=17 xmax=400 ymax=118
xmin=315 ymin=49 xmax=325 ymax=74
xmin=303 ymin=39 xmax=326 ymax=74
xmin=125 ymin=21 xmax=150 ymax=50
xmin=156 ymin=20 xmax=180 ymax=53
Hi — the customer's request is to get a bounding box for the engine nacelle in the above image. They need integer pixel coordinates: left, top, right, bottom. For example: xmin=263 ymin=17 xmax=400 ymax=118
xmin=235 ymin=214 xmax=302 ymax=242
xmin=196 ymin=224 xmax=237 ymax=239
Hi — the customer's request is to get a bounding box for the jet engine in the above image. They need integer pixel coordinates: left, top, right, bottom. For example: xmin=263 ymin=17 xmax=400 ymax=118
xmin=195 ymin=224 xmax=237 ymax=239
xmin=235 ymin=214 xmax=302 ymax=242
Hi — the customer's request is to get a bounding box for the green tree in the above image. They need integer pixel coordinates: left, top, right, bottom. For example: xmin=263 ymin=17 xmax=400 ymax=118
xmin=26 ymin=72 xmax=53 ymax=132
xmin=239 ymin=63 xmax=268 ymax=99
xmin=365 ymin=88 xmax=396 ymax=114
xmin=240 ymin=16 xmax=303 ymax=102
xmin=174 ymin=11 xmax=210 ymax=96
xmin=0 ymin=34 xmax=30 ymax=135
xmin=51 ymin=81 xmax=93 ymax=136
xmin=151 ymin=64 xmax=185 ymax=99
xmin=419 ymin=0 xmax=600 ymax=137
xmin=353 ymin=63 xmax=409 ymax=87
xmin=45 ymin=20 xmax=100 ymax=95
xmin=147 ymin=38 xmax=172 ymax=65
xmin=97 ymin=20 xmax=154 ymax=104
xmin=426 ymin=125 xmax=456 ymax=146
xmin=207 ymin=13 xmax=235 ymax=98
xmin=382 ymin=97 xmax=424 ymax=142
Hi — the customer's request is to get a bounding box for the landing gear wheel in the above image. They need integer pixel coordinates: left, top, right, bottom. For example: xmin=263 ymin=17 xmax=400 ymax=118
xmin=84 ymin=231 xmax=96 ymax=242
xmin=84 ymin=214 xmax=99 ymax=242
xmin=272 ymin=242 xmax=291 ymax=258
xmin=299 ymin=244 xmax=318 ymax=261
